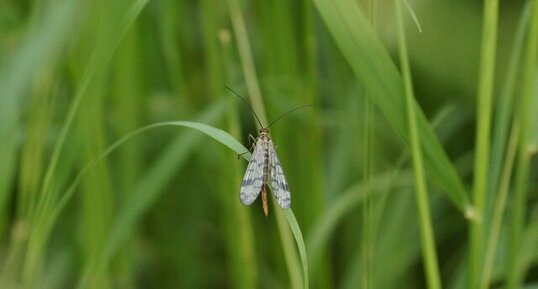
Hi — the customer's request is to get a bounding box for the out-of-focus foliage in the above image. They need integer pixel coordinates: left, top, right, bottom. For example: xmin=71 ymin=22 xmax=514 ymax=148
xmin=0 ymin=0 xmax=536 ymax=289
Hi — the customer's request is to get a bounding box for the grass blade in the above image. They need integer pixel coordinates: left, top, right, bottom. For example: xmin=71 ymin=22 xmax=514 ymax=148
xmin=506 ymin=2 xmax=538 ymax=288
xmin=469 ymin=0 xmax=499 ymax=287
xmin=74 ymin=103 xmax=228 ymax=288
xmin=226 ymin=0 xmax=308 ymax=287
xmin=65 ymin=104 xmax=308 ymax=288
xmin=0 ymin=0 xmax=76 ymax=236
xmin=311 ymin=0 xmax=471 ymax=213
xmin=285 ymin=210 xmax=309 ymax=289
xmin=22 ymin=0 xmax=152 ymax=284
xmin=395 ymin=0 xmax=442 ymax=286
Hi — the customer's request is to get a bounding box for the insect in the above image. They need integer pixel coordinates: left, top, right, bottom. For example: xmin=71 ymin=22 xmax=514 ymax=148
xmin=240 ymin=126 xmax=290 ymax=216
xmin=226 ymin=87 xmax=311 ymax=216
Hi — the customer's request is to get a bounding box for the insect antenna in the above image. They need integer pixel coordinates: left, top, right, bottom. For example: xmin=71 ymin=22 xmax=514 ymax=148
xmin=225 ymin=86 xmax=264 ymax=128
xmin=267 ymin=104 xmax=316 ymax=129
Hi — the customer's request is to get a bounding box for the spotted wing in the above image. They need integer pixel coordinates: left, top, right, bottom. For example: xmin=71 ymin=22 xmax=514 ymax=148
xmin=240 ymin=139 xmax=265 ymax=205
xmin=269 ymin=139 xmax=291 ymax=209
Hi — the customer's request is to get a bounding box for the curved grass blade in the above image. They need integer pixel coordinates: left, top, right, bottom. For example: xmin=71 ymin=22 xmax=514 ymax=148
xmin=66 ymin=116 xmax=307 ymax=289
xmin=22 ymin=0 xmax=154 ymax=283
xmin=285 ymin=210 xmax=309 ymax=289
xmin=312 ymin=0 xmax=471 ymax=214
xmin=402 ymin=0 xmax=423 ymax=33
xmin=0 ymin=0 xmax=77 ymax=235
xmin=307 ymin=171 xmax=412 ymax=274
xmin=308 ymin=106 xmax=455 ymax=277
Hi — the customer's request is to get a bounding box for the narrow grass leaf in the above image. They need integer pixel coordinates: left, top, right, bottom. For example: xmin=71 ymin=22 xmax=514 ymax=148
xmin=0 ymin=0 xmax=76 ymax=233
xmin=507 ymin=3 xmax=538 ymax=288
xmin=402 ymin=0 xmax=423 ymax=33
xmin=274 ymin=208 xmax=302 ymax=289
xmin=308 ymin=171 xmax=412 ymax=274
xmin=480 ymin=119 xmax=521 ymax=289
xmin=470 ymin=0 xmax=499 ymax=286
xmin=285 ymin=210 xmax=309 ymax=289
xmin=75 ymin=102 xmax=227 ymax=288
xmin=70 ymin=102 xmax=307 ymax=289
xmin=312 ymin=0 xmax=470 ymax=212
xmin=226 ymin=1 xmax=307 ymax=287
xmin=33 ymin=0 xmax=152 ymax=225
xmin=23 ymin=1 xmax=152 ymax=283
xmin=395 ymin=0 xmax=442 ymax=287
xmin=489 ymin=3 xmax=530 ymax=198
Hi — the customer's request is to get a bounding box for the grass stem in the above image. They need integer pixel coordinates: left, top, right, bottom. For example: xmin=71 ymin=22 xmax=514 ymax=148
xmin=394 ymin=0 xmax=442 ymax=288
xmin=506 ymin=2 xmax=538 ymax=288
xmin=469 ymin=0 xmax=499 ymax=288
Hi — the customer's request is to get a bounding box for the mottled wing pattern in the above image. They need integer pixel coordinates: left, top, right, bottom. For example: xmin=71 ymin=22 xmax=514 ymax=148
xmin=240 ymin=139 xmax=265 ymax=205
xmin=268 ymin=139 xmax=291 ymax=209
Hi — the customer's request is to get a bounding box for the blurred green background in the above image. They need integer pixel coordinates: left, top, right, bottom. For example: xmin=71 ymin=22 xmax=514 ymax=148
xmin=0 ymin=0 xmax=537 ymax=289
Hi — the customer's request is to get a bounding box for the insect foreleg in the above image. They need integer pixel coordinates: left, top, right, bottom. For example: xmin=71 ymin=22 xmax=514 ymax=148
xmin=238 ymin=135 xmax=259 ymax=159
xmin=237 ymin=150 xmax=250 ymax=159
xmin=248 ymin=134 xmax=257 ymax=147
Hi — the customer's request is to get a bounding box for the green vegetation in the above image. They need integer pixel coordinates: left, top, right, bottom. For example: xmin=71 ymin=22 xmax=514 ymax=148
xmin=0 ymin=0 xmax=537 ymax=288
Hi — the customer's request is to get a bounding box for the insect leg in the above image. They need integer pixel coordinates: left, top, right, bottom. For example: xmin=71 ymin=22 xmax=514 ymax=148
xmin=237 ymin=150 xmax=250 ymax=159
xmin=248 ymin=134 xmax=257 ymax=147
xmin=238 ymin=135 xmax=258 ymax=159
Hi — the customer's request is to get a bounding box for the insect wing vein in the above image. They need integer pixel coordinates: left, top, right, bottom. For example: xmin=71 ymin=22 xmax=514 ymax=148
xmin=240 ymin=139 xmax=265 ymax=205
xmin=269 ymin=139 xmax=291 ymax=208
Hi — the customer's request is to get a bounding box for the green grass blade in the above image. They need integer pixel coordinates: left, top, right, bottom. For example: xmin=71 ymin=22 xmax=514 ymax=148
xmin=226 ymin=0 xmax=267 ymax=125
xmin=488 ymin=3 xmax=530 ymax=201
xmin=226 ymin=1 xmax=307 ymax=288
xmin=517 ymin=208 xmax=538 ymax=287
xmin=311 ymin=0 xmax=471 ymax=213
xmin=394 ymin=0 xmax=441 ymax=286
xmin=6 ymin=1 xmax=532 ymax=288
xmin=63 ymin=104 xmax=308 ymax=289
xmin=308 ymin=171 xmax=412 ymax=274
xmin=479 ymin=9 xmax=533 ymax=288
xmin=402 ymin=0 xmax=423 ymax=33
xmin=0 ymin=0 xmax=76 ymax=236
xmin=469 ymin=0 xmax=499 ymax=287
xmin=506 ymin=2 xmax=538 ymax=288
xmin=77 ymin=68 xmax=114 ymax=289
xmin=361 ymin=4 xmax=376 ymax=289
xmin=274 ymin=208 xmax=303 ymax=289
xmin=308 ymin=94 xmax=456 ymax=287
xmin=33 ymin=0 xmax=151 ymax=225
xmin=479 ymin=117 xmax=521 ymax=289
xmin=218 ymin=15 xmax=260 ymax=289
xmin=22 ymin=0 xmax=152 ymax=284
xmin=73 ymin=103 xmax=227 ymax=288
xmin=285 ymin=210 xmax=309 ymax=289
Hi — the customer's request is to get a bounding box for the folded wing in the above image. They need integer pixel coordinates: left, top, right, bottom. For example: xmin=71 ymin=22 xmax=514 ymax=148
xmin=269 ymin=139 xmax=291 ymax=209
xmin=240 ymin=139 xmax=265 ymax=205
